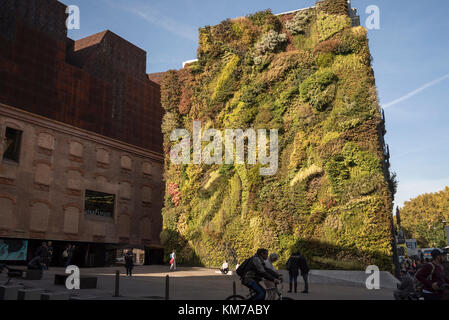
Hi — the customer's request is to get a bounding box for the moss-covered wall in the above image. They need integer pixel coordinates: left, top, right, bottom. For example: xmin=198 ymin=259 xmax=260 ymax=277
xmin=160 ymin=0 xmax=395 ymax=270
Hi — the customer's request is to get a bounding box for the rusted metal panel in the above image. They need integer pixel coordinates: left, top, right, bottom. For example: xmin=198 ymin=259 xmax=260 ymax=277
xmin=0 ymin=3 xmax=163 ymax=154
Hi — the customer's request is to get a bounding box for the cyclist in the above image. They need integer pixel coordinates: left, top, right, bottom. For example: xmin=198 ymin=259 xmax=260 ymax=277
xmin=241 ymin=249 xmax=281 ymax=300
xmin=265 ymin=253 xmax=279 ymax=272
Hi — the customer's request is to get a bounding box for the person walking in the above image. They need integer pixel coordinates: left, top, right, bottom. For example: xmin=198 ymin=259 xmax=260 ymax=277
xmin=47 ymin=241 xmax=53 ymax=269
xmin=298 ymin=252 xmax=310 ymax=293
xmin=35 ymin=242 xmax=49 ymax=270
xmin=64 ymin=244 xmax=74 ymax=267
xmin=62 ymin=245 xmax=69 ymax=266
xmin=125 ymin=249 xmax=134 ymax=277
xmin=169 ymin=250 xmax=177 ymax=272
xmin=286 ymin=252 xmax=300 ymax=293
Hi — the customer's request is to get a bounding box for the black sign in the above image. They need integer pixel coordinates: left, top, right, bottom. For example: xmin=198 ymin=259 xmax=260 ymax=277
xmin=84 ymin=190 xmax=115 ymax=218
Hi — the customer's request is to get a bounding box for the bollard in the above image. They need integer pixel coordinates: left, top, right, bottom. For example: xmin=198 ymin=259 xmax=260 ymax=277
xmin=40 ymin=292 xmax=70 ymax=300
xmin=0 ymin=285 xmax=23 ymax=300
xmin=165 ymin=275 xmax=170 ymax=300
xmin=233 ymin=281 xmax=236 ymax=296
xmin=114 ymin=270 xmax=120 ymax=297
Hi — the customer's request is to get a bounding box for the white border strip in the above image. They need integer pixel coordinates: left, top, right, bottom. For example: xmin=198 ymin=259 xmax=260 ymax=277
xmin=275 ymin=6 xmax=315 ymax=16
xmin=182 ymin=59 xmax=199 ymax=68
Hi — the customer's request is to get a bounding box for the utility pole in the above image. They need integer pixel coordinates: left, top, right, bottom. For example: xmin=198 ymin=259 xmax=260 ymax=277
xmin=396 ymin=207 xmax=405 ymax=244
xmin=391 ymin=214 xmax=401 ymax=279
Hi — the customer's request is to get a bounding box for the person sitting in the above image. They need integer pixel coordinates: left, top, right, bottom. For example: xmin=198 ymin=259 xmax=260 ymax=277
xmin=220 ymin=260 xmax=229 ymax=274
xmin=394 ymin=269 xmax=415 ymax=300
xmin=27 ymin=256 xmax=44 ymax=274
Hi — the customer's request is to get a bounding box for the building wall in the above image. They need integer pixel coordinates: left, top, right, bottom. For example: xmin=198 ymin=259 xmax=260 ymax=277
xmin=0 ymin=1 xmax=163 ymax=153
xmin=0 ymin=104 xmax=164 ymax=247
xmin=0 ymin=0 xmax=165 ymax=257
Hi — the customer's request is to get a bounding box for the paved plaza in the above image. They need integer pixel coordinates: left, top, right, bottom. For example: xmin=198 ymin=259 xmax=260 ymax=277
xmin=0 ymin=265 xmax=395 ymax=300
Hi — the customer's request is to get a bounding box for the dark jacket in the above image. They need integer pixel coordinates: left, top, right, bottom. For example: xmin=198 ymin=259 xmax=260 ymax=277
xmin=35 ymin=246 xmax=48 ymax=259
xmin=242 ymin=254 xmax=279 ymax=285
xmin=286 ymin=256 xmax=300 ymax=276
xmin=125 ymin=253 xmax=134 ymax=267
xmin=398 ymin=273 xmax=414 ymax=293
xmin=415 ymin=262 xmax=449 ymax=296
xmin=298 ymin=255 xmax=310 ymax=275
xmin=287 ymin=255 xmax=310 ymax=276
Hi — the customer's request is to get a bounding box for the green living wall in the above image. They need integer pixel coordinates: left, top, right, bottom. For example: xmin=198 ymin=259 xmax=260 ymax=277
xmin=160 ymin=0 xmax=395 ymax=270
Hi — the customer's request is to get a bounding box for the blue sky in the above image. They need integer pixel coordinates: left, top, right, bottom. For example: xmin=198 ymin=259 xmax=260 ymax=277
xmin=62 ymin=0 xmax=449 ymax=209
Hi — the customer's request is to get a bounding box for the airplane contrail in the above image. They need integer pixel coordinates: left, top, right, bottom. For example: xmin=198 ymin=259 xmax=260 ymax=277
xmin=383 ymin=73 xmax=449 ymax=109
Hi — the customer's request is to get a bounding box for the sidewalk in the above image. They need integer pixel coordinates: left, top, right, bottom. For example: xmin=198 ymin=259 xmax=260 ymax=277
xmin=0 ymin=266 xmax=395 ymax=300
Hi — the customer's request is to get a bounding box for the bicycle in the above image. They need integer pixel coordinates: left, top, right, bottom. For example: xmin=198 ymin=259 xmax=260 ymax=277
xmin=409 ymin=284 xmax=449 ymax=300
xmin=226 ymin=280 xmax=294 ymax=300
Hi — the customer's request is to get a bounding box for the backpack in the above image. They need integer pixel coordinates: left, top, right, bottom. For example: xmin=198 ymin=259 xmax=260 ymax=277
xmin=236 ymin=257 xmax=252 ymax=278
xmin=413 ymin=263 xmax=435 ymax=293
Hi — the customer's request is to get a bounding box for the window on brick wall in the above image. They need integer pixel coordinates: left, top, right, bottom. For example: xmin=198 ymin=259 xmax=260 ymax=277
xmin=84 ymin=190 xmax=115 ymax=219
xmin=3 ymin=127 xmax=23 ymax=163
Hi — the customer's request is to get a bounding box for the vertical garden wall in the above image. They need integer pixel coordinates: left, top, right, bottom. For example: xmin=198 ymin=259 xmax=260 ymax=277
xmin=160 ymin=0 xmax=395 ymax=270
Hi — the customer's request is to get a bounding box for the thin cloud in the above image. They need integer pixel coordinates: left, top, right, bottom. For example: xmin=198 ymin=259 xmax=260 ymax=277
xmin=383 ymin=73 xmax=449 ymax=109
xmin=392 ymin=138 xmax=449 ymax=159
xmin=102 ymin=0 xmax=197 ymax=41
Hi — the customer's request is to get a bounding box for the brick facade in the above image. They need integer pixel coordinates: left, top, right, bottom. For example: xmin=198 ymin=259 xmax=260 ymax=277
xmin=0 ymin=0 xmax=165 ymax=265
xmin=0 ymin=103 xmax=164 ymax=246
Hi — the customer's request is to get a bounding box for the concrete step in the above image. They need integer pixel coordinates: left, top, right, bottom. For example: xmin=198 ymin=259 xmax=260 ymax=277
xmin=41 ymin=292 xmax=70 ymax=300
xmin=25 ymin=269 xmax=43 ymax=280
xmin=18 ymin=288 xmax=45 ymax=300
xmin=69 ymin=295 xmax=100 ymax=300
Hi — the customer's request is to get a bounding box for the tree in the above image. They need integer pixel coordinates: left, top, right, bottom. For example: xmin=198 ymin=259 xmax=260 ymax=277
xmin=401 ymin=187 xmax=449 ymax=248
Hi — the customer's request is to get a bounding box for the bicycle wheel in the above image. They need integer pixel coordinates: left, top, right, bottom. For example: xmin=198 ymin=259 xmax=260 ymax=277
xmin=225 ymin=295 xmax=246 ymax=300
